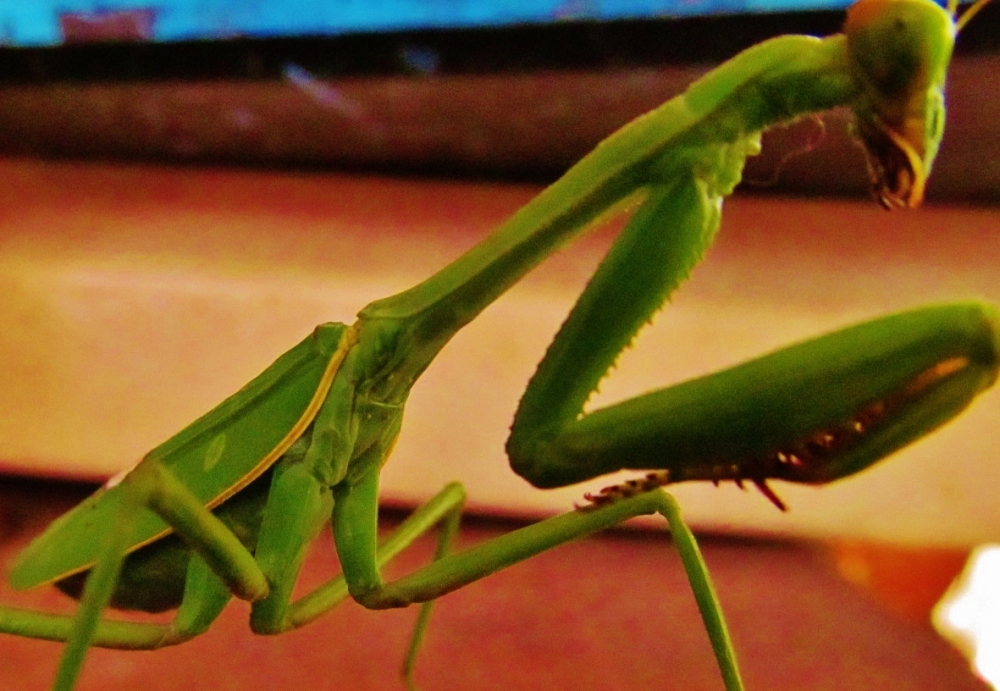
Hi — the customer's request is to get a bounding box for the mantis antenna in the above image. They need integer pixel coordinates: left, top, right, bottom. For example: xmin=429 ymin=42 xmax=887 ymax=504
xmin=955 ymin=0 xmax=993 ymax=31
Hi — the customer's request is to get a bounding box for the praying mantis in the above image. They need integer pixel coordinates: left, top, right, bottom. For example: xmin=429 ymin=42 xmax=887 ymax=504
xmin=1 ymin=0 xmax=999 ymax=689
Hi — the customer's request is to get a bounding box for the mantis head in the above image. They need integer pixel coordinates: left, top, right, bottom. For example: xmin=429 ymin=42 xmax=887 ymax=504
xmin=845 ymin=0 xmax=989 ymax=208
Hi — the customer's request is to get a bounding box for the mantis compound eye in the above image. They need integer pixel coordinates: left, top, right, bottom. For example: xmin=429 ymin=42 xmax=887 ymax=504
xmin=844 ymin=0 xmax=956 ymax=207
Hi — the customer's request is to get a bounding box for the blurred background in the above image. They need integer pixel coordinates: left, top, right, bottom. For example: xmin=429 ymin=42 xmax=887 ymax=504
xmin=0 ymin=1 xmax=999 ymax=689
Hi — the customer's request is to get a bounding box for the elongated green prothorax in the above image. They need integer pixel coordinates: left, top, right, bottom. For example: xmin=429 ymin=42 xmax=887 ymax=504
xmin=845 ymin=0 xmax=987 ymax=207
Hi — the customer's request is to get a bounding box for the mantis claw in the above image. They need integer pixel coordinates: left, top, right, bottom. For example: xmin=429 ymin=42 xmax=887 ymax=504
xmin=751 ymin=479 xmax=789 ymax=513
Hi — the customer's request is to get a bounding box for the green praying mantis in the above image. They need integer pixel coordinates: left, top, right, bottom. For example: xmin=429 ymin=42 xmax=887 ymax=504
xmin=2 ymin=0 xmax=999 ymax=689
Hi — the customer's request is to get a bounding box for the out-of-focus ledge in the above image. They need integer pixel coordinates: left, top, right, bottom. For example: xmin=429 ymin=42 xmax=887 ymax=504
xmin=0 ymin=52 xmax=997 ymax=202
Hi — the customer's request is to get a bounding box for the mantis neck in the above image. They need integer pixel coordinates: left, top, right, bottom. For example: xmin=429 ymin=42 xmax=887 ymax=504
xmin=357 ymin=34 xmax=856 ymax=396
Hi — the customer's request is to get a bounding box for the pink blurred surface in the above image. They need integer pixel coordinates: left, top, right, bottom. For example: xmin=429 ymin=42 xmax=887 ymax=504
xmin=0 ymin=478 xmax=988 ymax=691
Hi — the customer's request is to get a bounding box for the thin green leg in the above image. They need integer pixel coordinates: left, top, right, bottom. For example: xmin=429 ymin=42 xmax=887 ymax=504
xmin=51 ymin=486 xmax=141 ymax=691
xmin=262 ymin=482 xmax=469 ymax=630
xmin=0 ymin=552 xmax=233 ymax=652
xmin=402 ymin=493 xmax=464 ymax=691
xmin=47 ymin=556 xmax=234 ymax=690
xmin=0 ymin=607 xmax=167 ymax=649
xmin=43 ymin=459 xmax=271 ymax=690
xmin=244 ymin=468 xmax=467 ymax=689
xmin=657 ymin=492 xmax=744 ymax=691
xmin=344 ymin=489 xmax=745 ymax=691
xmin=134 ymin=461 xmax=268 ymax=603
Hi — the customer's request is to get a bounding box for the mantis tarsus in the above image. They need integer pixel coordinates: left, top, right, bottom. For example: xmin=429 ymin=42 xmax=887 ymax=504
xmin=1 ymin=0 xmax=998 ymax=689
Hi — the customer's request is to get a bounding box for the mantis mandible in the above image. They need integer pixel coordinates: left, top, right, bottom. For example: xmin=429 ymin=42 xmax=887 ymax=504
xmin=1 ymin=0 xmax=998 ymax=689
